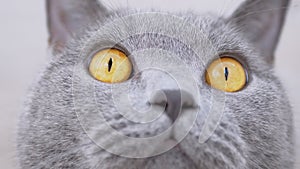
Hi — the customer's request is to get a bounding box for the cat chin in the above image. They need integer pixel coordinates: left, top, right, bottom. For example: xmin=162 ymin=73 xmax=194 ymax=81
xmin=92 ymin=146 xmax=198 ymax=169
xmin=142 ymin=146 xmax=198 ymax=169
xmin=88 ymin=136 xmax=241 ymax=169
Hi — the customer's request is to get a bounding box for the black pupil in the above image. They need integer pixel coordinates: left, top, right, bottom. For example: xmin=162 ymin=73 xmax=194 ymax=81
xmin=224 ymin=67 xmax=229 ymax=81
xmin=108 ymin=58 xmax=113 ymax=72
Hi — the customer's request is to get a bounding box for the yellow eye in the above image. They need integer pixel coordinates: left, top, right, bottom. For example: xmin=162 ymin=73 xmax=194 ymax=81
xmin=89 ymin=49 xmax=132 ymax=83
xmin=205 ymin=57 xmax=247 ymax=92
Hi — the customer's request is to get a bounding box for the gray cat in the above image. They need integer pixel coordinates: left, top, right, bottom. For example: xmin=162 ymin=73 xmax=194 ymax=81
xmin=17 ymin=0 xmax=294 ymax=168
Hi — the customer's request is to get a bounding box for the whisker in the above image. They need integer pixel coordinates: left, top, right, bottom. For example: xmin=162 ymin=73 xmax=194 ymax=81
xmin=102 ymin=0 xmax=122 ymax=12
xmin=231 ymin=5 xmax=293 ymax=22
xmin=34 ymin=141 xmax=93 ymax=168
xmin=238 ymin=0 xmax=262 ymax=12
xmin=217 ymin=0 xmax=236 ymax=17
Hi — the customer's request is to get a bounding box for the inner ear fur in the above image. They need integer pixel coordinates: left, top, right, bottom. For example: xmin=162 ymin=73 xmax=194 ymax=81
xmin=46 ymin=0 xmax=109 ymax=51
xmin=229 ymin=0 xmax=290 ymax=64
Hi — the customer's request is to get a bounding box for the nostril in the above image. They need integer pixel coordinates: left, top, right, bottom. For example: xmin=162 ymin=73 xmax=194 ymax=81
xmin=164 ymin=103 xmax=168 ymax=111
xmin=149 ymin=90 xmax=196 ymax=122
xmin=165 ymin=102 xmax=169 ymax=112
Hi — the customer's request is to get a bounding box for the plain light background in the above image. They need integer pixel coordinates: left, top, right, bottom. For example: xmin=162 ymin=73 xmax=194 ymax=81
xmin=0 ymin=0 xmax=299 ymax=168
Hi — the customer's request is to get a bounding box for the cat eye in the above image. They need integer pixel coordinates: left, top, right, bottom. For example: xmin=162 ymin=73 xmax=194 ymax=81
xmin=205 ymin=57 xmax=247 ymax=92
xmin=89 ymin=49 xmax=132 ymax=83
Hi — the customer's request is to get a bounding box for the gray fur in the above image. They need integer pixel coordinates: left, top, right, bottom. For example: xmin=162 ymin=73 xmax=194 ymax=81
xmin=231 ymin=0 xmax=290 ymax=64
xmin=17 ymin=0 xmax=294 ymax=168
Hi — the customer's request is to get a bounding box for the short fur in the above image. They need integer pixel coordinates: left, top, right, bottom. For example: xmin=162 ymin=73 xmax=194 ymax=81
xmin=17 ymin=0 xmax=293 ymax=168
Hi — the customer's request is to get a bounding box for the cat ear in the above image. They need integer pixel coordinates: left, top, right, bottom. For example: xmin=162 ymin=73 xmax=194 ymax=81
xmin=229 ymin=0 xmax=290 ymax=64
xmin=46 ymin=0 xmax=109 ymax=50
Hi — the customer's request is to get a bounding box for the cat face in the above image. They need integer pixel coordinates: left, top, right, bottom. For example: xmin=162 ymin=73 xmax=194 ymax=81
xmin=17 ymin=0 xmax=293 ymax=169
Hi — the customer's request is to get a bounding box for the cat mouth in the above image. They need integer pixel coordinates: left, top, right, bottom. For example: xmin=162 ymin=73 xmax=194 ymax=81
xmin=162 ymin=139 xmax=198 ymax=168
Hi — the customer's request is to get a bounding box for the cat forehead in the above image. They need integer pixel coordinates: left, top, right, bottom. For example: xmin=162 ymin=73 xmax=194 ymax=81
xmin=88 ymin=11 xmax=241 ymax=50
xmin=61 ymin=10 xmax=268 ymax=73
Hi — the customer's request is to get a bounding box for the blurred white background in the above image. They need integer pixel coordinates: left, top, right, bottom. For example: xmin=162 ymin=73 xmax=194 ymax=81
xmin=0 ymin=0 xmax=299 ymax=168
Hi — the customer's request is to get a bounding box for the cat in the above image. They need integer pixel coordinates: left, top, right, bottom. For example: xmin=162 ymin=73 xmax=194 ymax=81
xmin=17 ymin=0 xmax=294 ymax=168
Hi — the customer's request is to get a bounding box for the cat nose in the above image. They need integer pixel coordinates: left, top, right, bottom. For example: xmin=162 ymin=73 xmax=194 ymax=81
xmin=149 ymin=90 xmax=196 ymax=122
